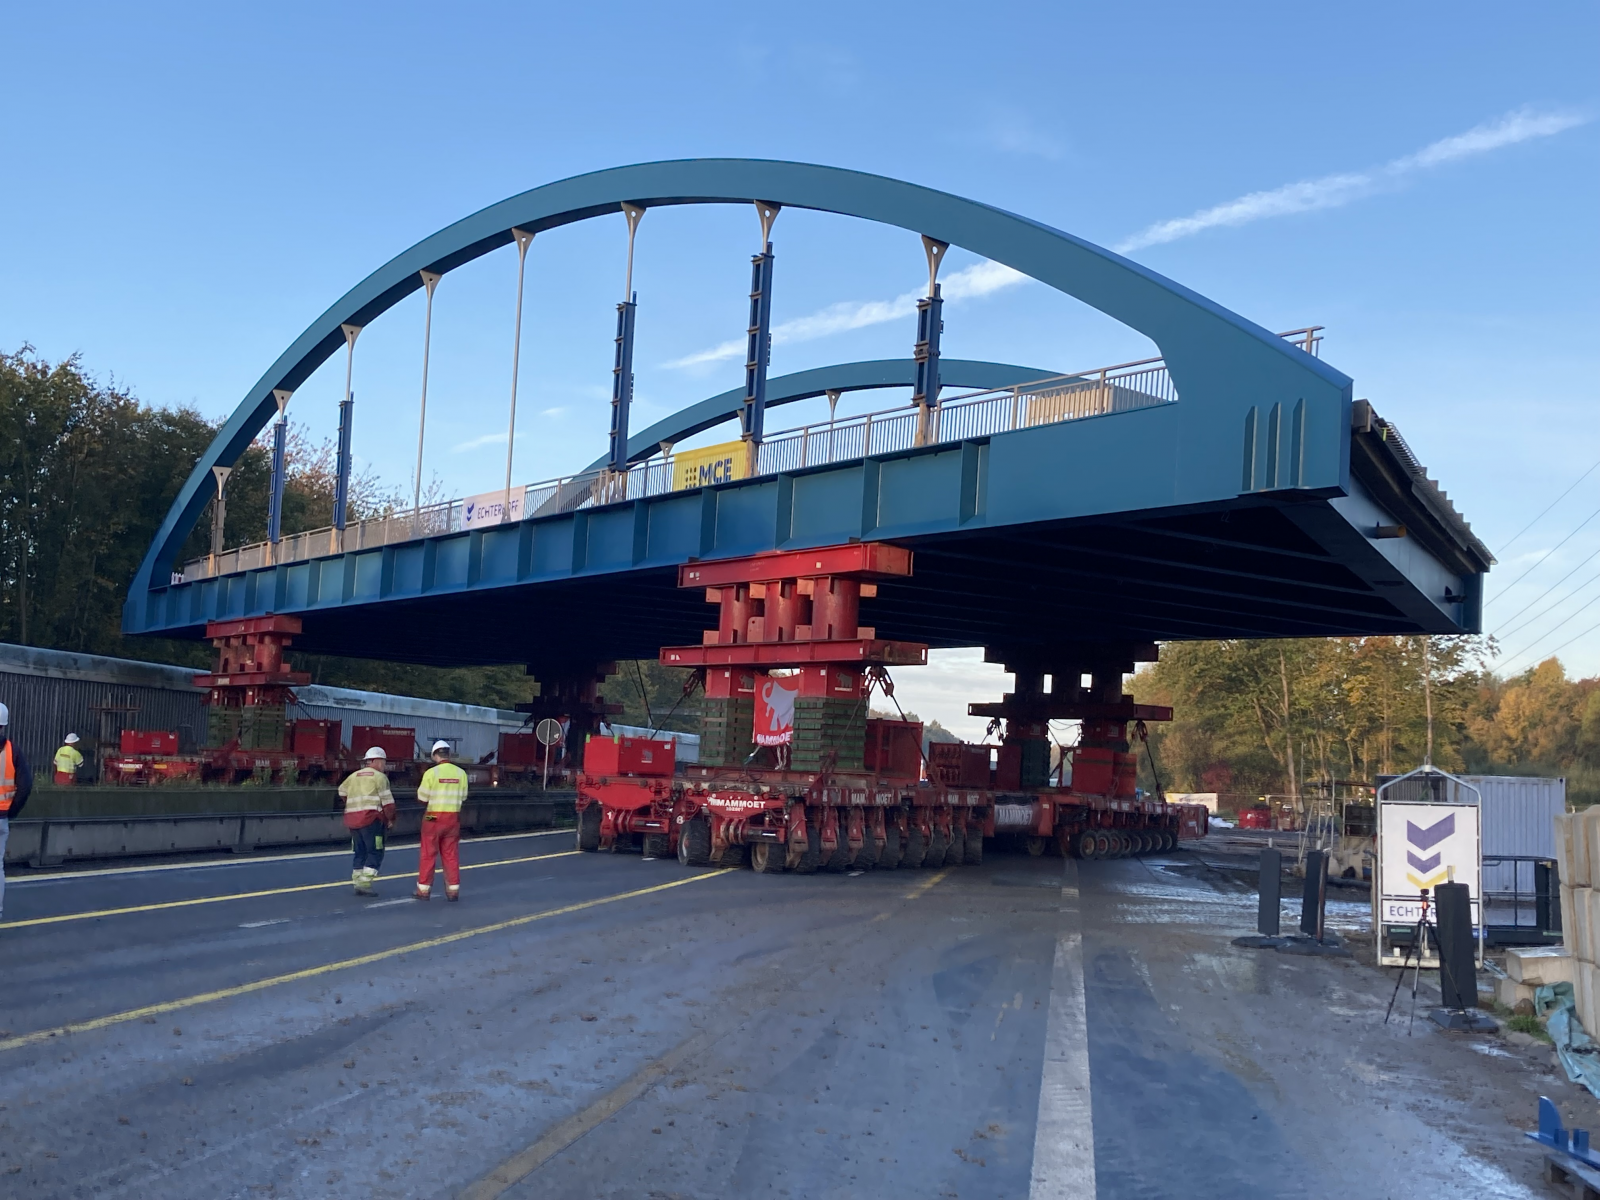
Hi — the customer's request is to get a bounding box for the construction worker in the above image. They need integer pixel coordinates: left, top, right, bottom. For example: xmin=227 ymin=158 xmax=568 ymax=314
xmin=53 ymin=733 xmax=83 ymax=785
xmin=415 ymin=740 xmax=467 ymax=901
xmin=0 ymin=703 xmax=36 ymax=923
xmin=339 ymin=747 xmax=395 ymax=896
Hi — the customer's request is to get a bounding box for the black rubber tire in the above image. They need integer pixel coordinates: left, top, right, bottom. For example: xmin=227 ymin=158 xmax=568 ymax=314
xmin=576 ymin=804 xmax=601 ymax=852
xmin=790 ymin=823 xmax=822 ymax=874
xmin=1075 ymin=830 xmax=1097 ymax=859
xmin=640 ymin=833 xmax=668 ymax=859
xmin=678 ymin=816 xmax=712 ymax=866
xmin=1026 ymin=836 xmax=1048 ymax=858
xmin=925 ymin=826 xmax=949 ymax=868
xmin=1165 ymin=830 xmax=1179 ymax=852
xmin=719 ymin=843 xmax=750 ymax=869
xmin=823 ymin=832 xmax=853 ymax=873
xmin=1093 ymin=831 xmax=1112 ymax=857
xmin=964 ymin=827 xmax=984 ymax=865
xmin=903 ymin=825 xmax=929 ymax=869
xmin=855 ymin=824 xmax=881 ymax=871
xmin=879 ymin=823 xmax=903 ymax=870
xmin=943 ymin=827 xmax=965 ymax=866
xmin=1142 ymin=832 xmax=1157 ymax=854
xmin=751 ymin=841 xmax=785 ymax=874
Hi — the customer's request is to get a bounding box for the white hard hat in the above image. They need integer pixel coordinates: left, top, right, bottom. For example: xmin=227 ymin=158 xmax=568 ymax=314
xmin=0 ymin=702 xmax=8 ymax=725
xmin=65 ymin=733 xmax=80 ymax=744
xmin=431 ymin=740 xmax=452 ymax=754
xmin=363 ymin=746 xmax=388 ymax=761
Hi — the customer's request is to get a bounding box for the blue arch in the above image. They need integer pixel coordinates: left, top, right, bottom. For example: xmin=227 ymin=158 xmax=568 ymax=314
xmin=126 ymin=158 xmax=1353 ymax=628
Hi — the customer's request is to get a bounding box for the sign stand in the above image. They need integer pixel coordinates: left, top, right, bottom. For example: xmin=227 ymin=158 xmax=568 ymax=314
xmin=536 ymin=717 xmax=563 ymax=791
xmin=1374 ymin=765 xmax=1484 ymax=969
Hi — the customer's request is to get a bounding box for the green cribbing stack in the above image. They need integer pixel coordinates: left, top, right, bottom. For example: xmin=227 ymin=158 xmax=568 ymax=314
xmin=206 ymin=706 xmax=242 ymax=748
xmin=700 ymin=696 xmax=754 ymax=767
xmin=1018 ymin=739 xmax=1052 ymax=788
xmin=240 ymin=703 xmax=288 ymax=751
xmin=789 ymin=697 xmax=866 ymax=772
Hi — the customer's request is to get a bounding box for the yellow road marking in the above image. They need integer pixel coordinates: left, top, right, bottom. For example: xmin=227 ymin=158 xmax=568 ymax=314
xmin=460 ymin=1028 xmax=715 ymax=1200
xmin=0 ymin=871 xmax=724 ymax=1055
xmin=1 ymin=851 xmax=581 ymax=930
xmin=904 ymin=869 xmax=950 ymax=899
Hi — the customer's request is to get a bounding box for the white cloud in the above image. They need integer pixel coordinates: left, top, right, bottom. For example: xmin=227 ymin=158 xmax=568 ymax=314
xmin=662 ymin=259 xmax=1029 ymax=369
xmin=1116 ymin=106 xmax=1589 ymax=254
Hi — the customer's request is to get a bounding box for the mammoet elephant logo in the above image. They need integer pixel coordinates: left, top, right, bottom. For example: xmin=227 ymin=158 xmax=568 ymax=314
xmin=1405 ymin=813 xmax=1455 ymax=888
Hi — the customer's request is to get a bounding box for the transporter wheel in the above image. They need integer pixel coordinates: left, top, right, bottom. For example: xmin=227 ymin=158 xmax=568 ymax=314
xmin=1144 ymin=832 xmax=1159 ymax=854
xmin=944 ymin=828 xmax=966 ymax=867
xmin=640 ymin=834 xmax=669 ymax=859
xmin=964 ymin=827 xmax=984 ymax=865
xmin=925 ymin=827 xmax=949 ymax=868
xmin=878 ymin=823 xmax=903 ymax=870
xmin=1114 ymin=832 xmax=1131 ymax=857
xmin=824 ymin=837 xmax=853 ymax=873
xmin=678 ymin=816 xmax=713 ymax=867
xmin=576 ymin=805 xmax=602 ymax=852
xmin=903 ymin=825 xmax=929 ymax=869
xmin=1074 ymin=831 xmax=1097 ymax=859
xmin=1026 ymin=836 xmax=1048 ymax=858
xmin=751 ymin=841 xmax=785 ymax=874
xmin=1165 ymin=830 xmax=1179 ymax=852
xmin=1093 ymin=831 xmax=1112 ymax=857
xmin=720 ymin=844 xmax=750 ymax=869
xmin=856 ymin=826 xmax=882 ymax=871
xmin=790 ymin=825 xmax=822 ymax=875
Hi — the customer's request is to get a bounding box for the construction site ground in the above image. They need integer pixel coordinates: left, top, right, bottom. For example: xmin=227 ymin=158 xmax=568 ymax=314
xmin=0 ymin=828 xmax=1588 ymax=1199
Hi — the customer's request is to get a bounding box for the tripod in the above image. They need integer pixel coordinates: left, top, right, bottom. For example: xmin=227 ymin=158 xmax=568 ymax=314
xmin=1384 ymin=888 xmax=1433 ymax=1035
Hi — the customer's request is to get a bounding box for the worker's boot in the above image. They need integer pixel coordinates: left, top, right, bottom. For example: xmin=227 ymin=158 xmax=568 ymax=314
xmin=446 ymin=885 xmax=460 ymax=903
xmin=413 ymin=883 xmax=431 ymax=901
xmin=352 ymin=869 xmax=370 ymax=896
xmin=361 ymin=867 xmax=379 ymax=896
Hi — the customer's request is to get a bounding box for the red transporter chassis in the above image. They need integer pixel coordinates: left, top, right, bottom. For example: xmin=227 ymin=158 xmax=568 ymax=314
xmin=575 ymin=766 xmax=1207 ymax=870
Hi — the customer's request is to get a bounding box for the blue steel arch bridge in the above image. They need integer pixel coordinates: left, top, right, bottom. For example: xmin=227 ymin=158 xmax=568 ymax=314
xmin=123 ymin=159 xmax=1492 ymax=683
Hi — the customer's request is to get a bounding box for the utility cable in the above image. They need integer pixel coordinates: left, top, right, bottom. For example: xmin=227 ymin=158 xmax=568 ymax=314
xmin=1485 ymin=501 xmax=1600 ymax=608
xmin=1515 ymin=616 xmax=1600 ymax=674
xmin=1496 ymin=565 xmax=1600 ymax=643
xmin=1497 ymin=589 xmax=1600 ymax=672
xmin=1497 ymin=457 xmax=1600 ymax=556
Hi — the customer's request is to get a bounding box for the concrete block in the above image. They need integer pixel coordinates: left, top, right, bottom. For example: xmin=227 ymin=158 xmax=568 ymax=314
xmin=1563 ymin=884 xmax=1580 ymax=956
xmin=1507 ymin=946 xmax=1575 ymax=986
xmin=1578 ymin=964 xmax=1594 ymax=1034
xmin=1582 ymin=808 xmax=1600 ymax=891
xmin=1496 ymin=975 xmax=1537 ymax=1010
xmin=1573 ymin=886 xmax=1594 ymax=965
xmin=1557 ymin=812 xmax=1586 ymax=890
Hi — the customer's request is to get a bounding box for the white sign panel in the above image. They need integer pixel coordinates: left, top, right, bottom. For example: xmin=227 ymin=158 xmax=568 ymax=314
xmin=462 ymin=486 xmax=526 ymax=529
xmin=1378 ymin=801 xmax=1480 ymax=927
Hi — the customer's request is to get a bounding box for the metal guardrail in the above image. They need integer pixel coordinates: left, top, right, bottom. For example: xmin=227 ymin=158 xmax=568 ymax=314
xmin=182 ymin=329 xmax=1323 ymax=583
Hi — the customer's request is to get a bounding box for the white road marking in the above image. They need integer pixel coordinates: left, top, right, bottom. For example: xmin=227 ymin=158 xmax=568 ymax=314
xmin=238 ymin=918 xmax=291 ymax=929
xmin=8 ymin=829 xmax=566 ymax=885
xmin=1029 ymin=858 xmax=1097 ymax=1199
xmin=364 ymin=898 xmax=417 ymax=909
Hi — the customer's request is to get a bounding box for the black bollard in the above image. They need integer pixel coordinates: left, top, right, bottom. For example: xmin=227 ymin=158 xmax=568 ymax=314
xmin=1300 ymin=850 xmax=1327 ymax=940
xmin=1435 ymin=881 xmax=1477 ymax=1010
xmin=1258 ymin=847 xmax=1282 ymax=936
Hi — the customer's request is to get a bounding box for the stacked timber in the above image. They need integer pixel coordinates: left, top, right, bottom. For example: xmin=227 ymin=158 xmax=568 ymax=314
xmin=1552 ymin=811 xmax=1597 ymax=1029
xmin=700 ymin=697 xmax=754 ymax=767
xmin=790 ymin=697 xmax=865 ymax=773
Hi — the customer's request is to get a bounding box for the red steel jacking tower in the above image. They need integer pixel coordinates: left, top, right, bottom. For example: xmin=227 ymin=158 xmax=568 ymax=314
xmin=969 ymin=642 xmax=1175 ymax=855
xmin=515 ymin=662 xmax=624 ymax=771
xmin=192 ymin=614 xmax=329 ymax=780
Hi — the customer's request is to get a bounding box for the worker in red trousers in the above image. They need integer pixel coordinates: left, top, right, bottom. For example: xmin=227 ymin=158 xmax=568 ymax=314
xmin=414 ymin=740 xmax=468 ymax=901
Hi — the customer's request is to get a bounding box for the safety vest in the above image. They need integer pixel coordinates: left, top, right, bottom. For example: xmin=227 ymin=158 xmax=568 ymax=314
xmin=418 ymin=762 xmax=469 ymax=813
xmin=338 ymin=767 xmax=394 ymax=816
xmin=55 ymin=744 xmax=83 ymax=773
xmin=0 ymin=742 xmax=15 ymax=814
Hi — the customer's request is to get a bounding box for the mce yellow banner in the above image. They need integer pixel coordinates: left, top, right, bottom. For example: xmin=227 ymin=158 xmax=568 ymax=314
xmin=673 ymin=440 xmax=749 ymax=491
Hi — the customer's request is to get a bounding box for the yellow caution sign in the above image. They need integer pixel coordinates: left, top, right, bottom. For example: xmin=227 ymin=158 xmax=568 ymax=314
xmin=673 ymin=440 xmax=748 ymax=491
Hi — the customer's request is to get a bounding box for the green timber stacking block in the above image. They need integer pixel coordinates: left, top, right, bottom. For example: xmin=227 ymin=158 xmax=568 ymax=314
xmin=206 ymin=707 xmax=242 ymax=748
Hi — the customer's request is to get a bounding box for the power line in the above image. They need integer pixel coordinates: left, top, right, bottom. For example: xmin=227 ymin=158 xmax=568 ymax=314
xmin=1485 ymin=501 xmax=1600 ymax=608
xmin=1497 ymin=569 xmax=1600 ymax=644
xmin=1504 ymin=615 xmax=1600 ymax=678
xmin=1497 ymin=588 xmax=1600 ymax=672
xmin=1493 ymin=546 xmax=1600 ymax=636
xmin=1497 ymin=456 xmax=1600 ymax=556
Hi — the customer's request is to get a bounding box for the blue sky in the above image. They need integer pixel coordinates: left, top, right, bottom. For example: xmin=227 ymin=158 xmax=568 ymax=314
xmin=3 ymin=3 xmax=1596 ymax=733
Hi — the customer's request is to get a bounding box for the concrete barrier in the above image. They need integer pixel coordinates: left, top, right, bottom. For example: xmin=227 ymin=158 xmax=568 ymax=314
xmin=5 ymin=793 xmax=576 ymax=867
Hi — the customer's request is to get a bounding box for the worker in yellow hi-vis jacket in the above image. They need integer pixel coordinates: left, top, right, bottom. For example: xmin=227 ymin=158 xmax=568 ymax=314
xmin=339 ymin=748 xmax=396 ymax=896
xmin=414 ymin=740 xmax=468 ymax=902
xmin=53 ymin=734 xmax=84 ymax=785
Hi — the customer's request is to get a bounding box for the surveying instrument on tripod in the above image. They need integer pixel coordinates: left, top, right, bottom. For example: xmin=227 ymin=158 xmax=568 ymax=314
xmin=1384 ymin=886 xmax=1433 ymax=1033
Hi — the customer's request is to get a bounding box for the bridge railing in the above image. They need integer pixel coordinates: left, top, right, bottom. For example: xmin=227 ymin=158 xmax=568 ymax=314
xmin=181 ymin=354 xmax=1193 ymax=582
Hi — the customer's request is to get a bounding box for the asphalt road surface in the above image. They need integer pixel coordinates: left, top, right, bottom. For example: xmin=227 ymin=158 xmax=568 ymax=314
xmin=0 ymin=831 xmax=1569 ymax=1198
